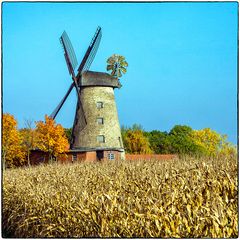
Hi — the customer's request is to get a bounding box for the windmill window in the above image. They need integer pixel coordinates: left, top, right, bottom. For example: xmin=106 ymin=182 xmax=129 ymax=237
xmin=97 ymin=135 xmax=105 ymax=143
xmin=72 ymin=153 xmax=77 ymax=162
xmin=108 ymin=153 xmax=115 ymax=160
xmin=97 ymin=102 xmax=104 ymax=109
xmin=97 ymin=117 xmax=104 ymax=125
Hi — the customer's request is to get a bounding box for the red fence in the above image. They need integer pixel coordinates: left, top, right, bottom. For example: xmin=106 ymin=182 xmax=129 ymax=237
xmin=125 ymin=154 xmax=177 ymax=161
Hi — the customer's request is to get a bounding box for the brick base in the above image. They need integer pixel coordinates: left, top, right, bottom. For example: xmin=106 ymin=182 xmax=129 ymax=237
xmin=30 ymin=151 xmax=176 ymax=165
xmin=30 ymin=149 xmax=124 ymax=165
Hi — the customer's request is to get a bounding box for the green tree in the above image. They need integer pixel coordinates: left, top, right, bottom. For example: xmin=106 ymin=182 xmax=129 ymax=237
xmin=64 ymin=128 xmax=72 ymax=144
xmin=169 ymin=125 xmax=205 ymax=155
xmin=106 ymin=54 xmax=128 ymax=78
xmin=147 ymin=130 xmax=169 ymax=154
xmin=122 ymin=124 xmax=235 ymax=157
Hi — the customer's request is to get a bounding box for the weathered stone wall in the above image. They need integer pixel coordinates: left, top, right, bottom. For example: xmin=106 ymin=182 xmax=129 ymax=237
xmin=72 ymin=86 xmax=124 ymax=150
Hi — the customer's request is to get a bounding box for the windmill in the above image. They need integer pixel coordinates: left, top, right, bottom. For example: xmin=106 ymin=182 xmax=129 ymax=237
xmin=50 ymin=27 xmax=125 ymax=161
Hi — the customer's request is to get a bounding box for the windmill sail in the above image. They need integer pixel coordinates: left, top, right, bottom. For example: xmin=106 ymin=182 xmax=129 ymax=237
xmin=82 ymin=30 xmax=102 ymax=73
xmin=60 ymin=31 xmax=78 ymax=74
xmin=50 ymin=80 xmax=87 ymax=130
xmin=50 ymin=82 xmax=75 ymax=119
xmin=76 ymin=27 xmax=102 ymax=80
xmin=59 ymin=30 xmax=87 ymax=128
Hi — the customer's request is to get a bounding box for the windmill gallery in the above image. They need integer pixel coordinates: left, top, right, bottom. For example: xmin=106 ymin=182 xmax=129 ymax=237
xmin=31 ymin=27 xmax=127 ymax=164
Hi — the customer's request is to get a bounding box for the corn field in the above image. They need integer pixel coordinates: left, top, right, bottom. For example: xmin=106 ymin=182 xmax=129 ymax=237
xmin=3 ymin=155 xmax=238 ymax=238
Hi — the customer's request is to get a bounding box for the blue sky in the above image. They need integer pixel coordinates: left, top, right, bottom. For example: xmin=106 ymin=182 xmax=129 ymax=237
xmin=2 ymin=2 xmax=238 ymax=144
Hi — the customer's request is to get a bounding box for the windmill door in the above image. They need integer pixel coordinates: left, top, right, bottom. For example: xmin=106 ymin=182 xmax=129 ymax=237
xmin=96 ymin=150 xmax=104 ymax=161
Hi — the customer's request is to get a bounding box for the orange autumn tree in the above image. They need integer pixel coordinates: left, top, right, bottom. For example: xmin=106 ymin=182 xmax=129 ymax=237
xmin=35 ymin=115 xmax=69 ymax=162
xmin=2 ymin=113 xmax=25 ymax=169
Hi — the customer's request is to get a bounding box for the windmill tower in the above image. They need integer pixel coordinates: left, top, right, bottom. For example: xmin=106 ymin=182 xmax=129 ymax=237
xmin=50 ymin=27 xmax=125 ymax=161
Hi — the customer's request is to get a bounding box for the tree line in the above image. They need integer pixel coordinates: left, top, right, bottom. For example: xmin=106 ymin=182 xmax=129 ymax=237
xmin=2 ymin=113 xmax=69 ymax=169
xmin=121 ymin=124 xmax=236 ymax=157
xmin=64 ymin=123 xmax=236 ymax=157
xmin=2 ymin=113 xmax=236 ymax=168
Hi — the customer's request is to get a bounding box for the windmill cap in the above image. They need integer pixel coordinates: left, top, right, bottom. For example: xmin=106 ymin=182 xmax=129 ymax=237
xmin=80 ymin=71 xmax=121 ymax=88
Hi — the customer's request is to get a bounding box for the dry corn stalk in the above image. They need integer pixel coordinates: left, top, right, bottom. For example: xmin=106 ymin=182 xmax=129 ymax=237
xmin=3 ymin=155 xmax=238 ymax=238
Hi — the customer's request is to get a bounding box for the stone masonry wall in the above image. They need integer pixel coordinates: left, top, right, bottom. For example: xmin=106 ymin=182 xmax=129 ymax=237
xmin=72 ymin=86 xmax=124 ymax=149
